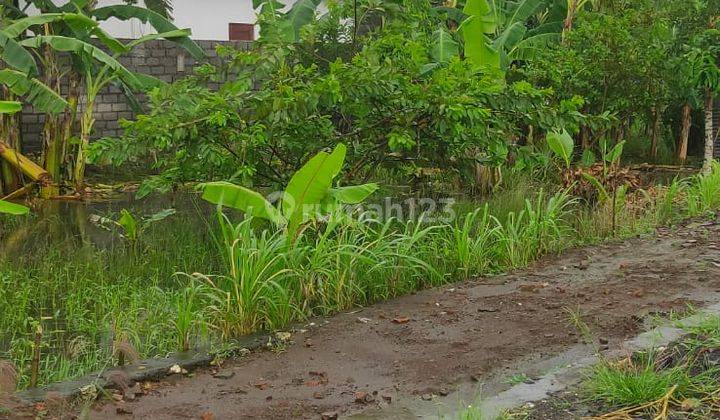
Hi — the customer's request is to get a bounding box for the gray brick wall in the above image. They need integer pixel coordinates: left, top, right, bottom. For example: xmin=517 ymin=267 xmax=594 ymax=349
xmin=21 ymin=39 xmax=252 ymax=151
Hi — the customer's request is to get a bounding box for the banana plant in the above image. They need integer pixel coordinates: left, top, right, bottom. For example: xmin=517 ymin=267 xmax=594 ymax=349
xmin=0 ymin=14 xmax=97 ymax=117
xmin=577 ymin=138 xmax=626 ymax=202
xmin=0 ymin=101 xmax=30 ymax=216
xmin=63 ymin=29 xmax=197 ymax=188
xmin=91 ymin=5 xmax=205 ymax=59
xmin=201 ymin=143 xmax=379 ymax=243
xmin=0 ymin=99 xmax=29 ymax=215
xmin=546 ymin=129 xmax=574 ymax=168
xmin=451 ymin=0 xmax=563 ymax=73
xmin=254 ymin=0 xmax=322 ymax=43
xmin=431 ymin=28 xmax=460 ymax=64
xmin=90 ymin=208 xmax=176 ymax=242
xmin=138 ymin=0 xmax=174 ymax=19
xmin=461 ymin=0 xmax=501 ymax=71
xmin=0 ymin=69 xmax=68 ymax=114
xmin=420 ymin=27 xmax=461 ymax=74
xmin=0 ymin=11 xmax=100 ymax=196
xmin=0 ymin=4 xmax=204 ymax=195
xmin=78 ymin=6 xmax=203 ymax=187
xmin=561 ymin=0 xmax=597 ymax=39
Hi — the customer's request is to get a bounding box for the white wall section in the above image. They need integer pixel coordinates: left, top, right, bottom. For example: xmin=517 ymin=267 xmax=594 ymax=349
xmin=21 ymin=0 xmax=305 ymax=40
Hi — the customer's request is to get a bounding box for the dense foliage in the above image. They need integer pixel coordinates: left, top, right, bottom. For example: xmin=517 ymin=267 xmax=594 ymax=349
xmin=0 ymin=0 xmax=718 ymax=198
xmin=0 ymin=0 xmax=202 ymax=198
xmin=521 ymin=0 xmax=720 ymax=161
xmin=4 ymin=0 xmax=720 ymax=396
xmin=89 ymin=0 xmax=600 ymax=195
xmin=87 ymin=0 xmax=720 ymax=197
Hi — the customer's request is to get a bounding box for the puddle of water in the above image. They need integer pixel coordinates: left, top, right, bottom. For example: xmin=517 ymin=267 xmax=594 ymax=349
xmin=0 ymin=193 xmax=213 ymax=258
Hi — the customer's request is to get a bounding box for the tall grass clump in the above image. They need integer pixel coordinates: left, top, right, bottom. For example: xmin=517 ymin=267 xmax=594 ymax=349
xmin=584 ymin=315 xmax=720 ymax=417
xmin=198 ymin=211 xmax=445 ymax=338
xmin=198 ymin=215 xmax=296 ymax=338
xmin=0 ymin=207 xmax=220 ymax=389
xmin=3 ymin=165 xmax=720 ymax=389
xmin=687 ymin=161 xmax=720 ymax=216
xmin=586 ymin=356 xmax=689 ymax=409
xmin=573 ymin=163 xmax=720 ymax=243
xmin=444 ymin=205 xmax=499 ymax=278
xmin=197 ymin=189 xmax=579 ymax=339
xmin=655 ymin=177 xmax=685 ymax=224
xmin=494 ymin=189 xmax=576 ymax=268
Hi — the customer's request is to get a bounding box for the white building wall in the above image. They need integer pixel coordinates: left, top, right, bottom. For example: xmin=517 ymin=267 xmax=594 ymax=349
xmin=23 ymin=0 xmax=303 ymax=40
xmin=99 ymin=0 xmax=261 ymax=40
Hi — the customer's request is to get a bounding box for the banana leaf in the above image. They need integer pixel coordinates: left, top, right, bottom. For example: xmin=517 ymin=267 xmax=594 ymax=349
xmin=0 ymin=30 xmax=37 ymax=75
xmin=3 ymin=13 xmax=97 ymax=38
xmin=201 ymin=181 xmax=285 ymax=225
xmin=283 ymin=144 xmax=346 ymax=234
xmin=0 ymin=69 xmax=68 ymax=114
xmin=431 ymin=28 xmax=460 ymax=63
xmin=92 ymin=5 xmax=204 ymax=59
xmin=281 ymin=0 xmax=322 ymax=42
xmin=0 ymin=200 xmax=29 ymax=215
xmin=20 ymin=36 xmax=141 ymax=90
xmin=0 ymin=101 xmax=22 ymax=114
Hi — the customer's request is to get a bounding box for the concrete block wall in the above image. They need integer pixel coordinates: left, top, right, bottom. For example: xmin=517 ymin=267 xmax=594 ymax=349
xmin=21 ymin=39 xmax=252 ymax=152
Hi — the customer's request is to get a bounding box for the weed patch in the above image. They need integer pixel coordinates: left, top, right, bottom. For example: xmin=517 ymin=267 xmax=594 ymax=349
xmin=1 ymin=165 xmax=719 ymax=389
xmin=584 ymin=314 xmax=720 ymax=418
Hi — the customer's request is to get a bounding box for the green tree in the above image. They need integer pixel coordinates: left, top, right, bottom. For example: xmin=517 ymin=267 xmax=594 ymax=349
xmin=687 ymin=29 xmax=720 ymax=173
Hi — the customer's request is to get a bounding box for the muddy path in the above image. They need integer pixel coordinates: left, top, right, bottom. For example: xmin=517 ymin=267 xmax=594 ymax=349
xmin=36 ymin=216 xmax=720 ymax=419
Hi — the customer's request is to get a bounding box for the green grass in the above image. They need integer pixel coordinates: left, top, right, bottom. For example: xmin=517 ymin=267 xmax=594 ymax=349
xmin=586 ymin=357 xmax=689 ymax=408
xmin=583 ymin=314 xmax=720 ymax=417
xmin=193 ymin=188 xmax=577 ymax=339
xmin=505 ymin=373 xmax=530 ymax=386
xmin=0 ymin=205 xmax=220 ymax=388
xmin=687 ymin=161 xmax=720 ymax=216
xmin=455 ymin=404 xmax=486 ymax=420
xmin=0 ymin=163 xmax=719 ymax=390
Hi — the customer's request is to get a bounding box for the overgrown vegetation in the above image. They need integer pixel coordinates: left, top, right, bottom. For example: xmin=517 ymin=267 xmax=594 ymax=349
xmin=0 ymin=0 xmax=200 ymax=197
xmin=1 ymin=0 xmax=720 ymax=401
xmin=585 ymin=314 xmax=720 ymax=418
xmin=0 ymin=162 xmax=719 ymax=389
xmin=85 ymin=0 xmax=720 ymax=197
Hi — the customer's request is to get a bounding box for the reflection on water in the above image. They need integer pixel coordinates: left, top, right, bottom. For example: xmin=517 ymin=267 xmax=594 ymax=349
xmin=0 ymin=193 xmax=212 ymax=260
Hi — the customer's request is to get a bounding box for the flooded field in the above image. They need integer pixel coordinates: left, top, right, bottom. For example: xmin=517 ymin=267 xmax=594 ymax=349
xmin=0 ymin=194 xmax=221 ymax=388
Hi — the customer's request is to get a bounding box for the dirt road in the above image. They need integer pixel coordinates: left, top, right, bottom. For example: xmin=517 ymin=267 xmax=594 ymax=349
xmin=73 ymin=216 xmax=720 ymax=418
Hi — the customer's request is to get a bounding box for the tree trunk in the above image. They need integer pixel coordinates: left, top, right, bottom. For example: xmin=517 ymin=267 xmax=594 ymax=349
xmin=74 ymin=102 xmax=95 ymax=190
xmin=678 ymin=103 xmax=691 ymax=164
xmin=581 ymin=125 xmax=590 ymax=151
xmin=614 ymin=121 xmax=625 ymax=146
xmin=40 ymin=113 xmax=62 ymax=198
xmin=703 ymin=89 xmax=715 ymax=174
xmin=39 ymin=25 xmax=62 ymax=198
xmin=0 ymin=141 xmax=52 ymax=185
xmin=42 ymin=75 xmax=79 ymax=198
xmin=474 ymin=163 xmax=501 ymax=196
xmin=562 ymin=0 xmax=579 ymax=42
xmin=650 ymin=106 xmax=661 ymax=159
xmin=527 ymin=124 xmax=534 ymax=146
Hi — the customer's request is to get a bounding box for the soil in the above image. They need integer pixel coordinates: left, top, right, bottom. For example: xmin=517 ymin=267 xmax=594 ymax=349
xmin=6 ymin=215 xmax=720 ymax=420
